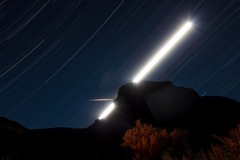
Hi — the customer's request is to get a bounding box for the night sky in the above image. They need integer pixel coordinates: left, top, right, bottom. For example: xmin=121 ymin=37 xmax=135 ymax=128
xmin=0 ymin=0 xmax=240 ymax=129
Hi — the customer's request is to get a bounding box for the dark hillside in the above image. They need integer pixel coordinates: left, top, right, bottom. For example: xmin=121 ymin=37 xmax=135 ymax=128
xmin=1 ymin=81 xmax=240 ymax=159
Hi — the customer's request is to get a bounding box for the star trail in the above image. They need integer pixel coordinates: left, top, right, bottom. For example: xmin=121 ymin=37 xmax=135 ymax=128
xmin=0 ymin=0 xmax=240 ymax=129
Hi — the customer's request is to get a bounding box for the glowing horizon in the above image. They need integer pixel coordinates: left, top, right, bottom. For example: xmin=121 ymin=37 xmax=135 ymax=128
xmin=133 ymin=21 xmax=193 ymax=83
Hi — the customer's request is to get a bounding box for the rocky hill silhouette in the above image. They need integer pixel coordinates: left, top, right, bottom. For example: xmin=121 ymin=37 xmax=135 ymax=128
xmin=1 ymin=81 xmax=240 ymax=159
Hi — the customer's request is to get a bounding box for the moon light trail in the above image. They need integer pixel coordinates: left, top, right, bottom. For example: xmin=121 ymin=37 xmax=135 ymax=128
xmin=133 ymin=21 xmax=193 ymax=83
xmin=99 ymin=21 xmax=193 ymax=120
xmin=98 ymin=103 xmax=115 ymax=120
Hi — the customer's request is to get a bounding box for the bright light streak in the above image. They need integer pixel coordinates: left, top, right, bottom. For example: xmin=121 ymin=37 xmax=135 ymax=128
xmin=98 ymin=21 xmax=193 ymax=121
xmin=99 ymin=103 xmax=115 ymax=119
xmin=133 ymin=21 xmax=193 ymax=83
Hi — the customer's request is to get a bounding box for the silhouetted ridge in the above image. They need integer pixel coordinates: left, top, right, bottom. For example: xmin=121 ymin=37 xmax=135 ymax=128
xmin=0 ymin=116 xmax=27 ymax=134
xmin=118 ymin=81 xmax=173 ymax=95
xmin=1 ymin=81 xmax=240 ymax=160
xmin=89 ymin=81 xmax=240 ymax=153
xmin=92 ymin=80 xmax=200 ymax=131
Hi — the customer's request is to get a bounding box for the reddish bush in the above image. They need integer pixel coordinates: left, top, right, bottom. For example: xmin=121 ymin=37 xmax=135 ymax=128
xmin=122 ymin=119 xmax=240 ymax=160
xmin=122 ymin=119 xmax=168 ymax=160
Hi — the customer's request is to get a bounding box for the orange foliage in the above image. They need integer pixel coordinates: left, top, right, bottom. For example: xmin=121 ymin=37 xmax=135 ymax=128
xmin=122 ymin=119 xmax=168 ymax=160
xmin=168 ymin=129 xmax=190 ymax=159
xmin=170 ymin=128 xmax=188 ymax=145
xmin=122 ymin=120 xmax=240 ymax=160
xmin=205 ymin=124 xmax=240 ymax=160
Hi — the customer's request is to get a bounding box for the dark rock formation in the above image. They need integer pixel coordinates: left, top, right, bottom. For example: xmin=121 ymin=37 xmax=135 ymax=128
xmin=86 ymin=81 xmax=240 ymax=158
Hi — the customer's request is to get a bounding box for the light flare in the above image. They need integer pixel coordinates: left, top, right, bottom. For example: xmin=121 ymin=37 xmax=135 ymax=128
xmin=90 ymin=99 xmax=113 ymax=101
xmin=133 ymin=21 xmax=193 ymax=83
